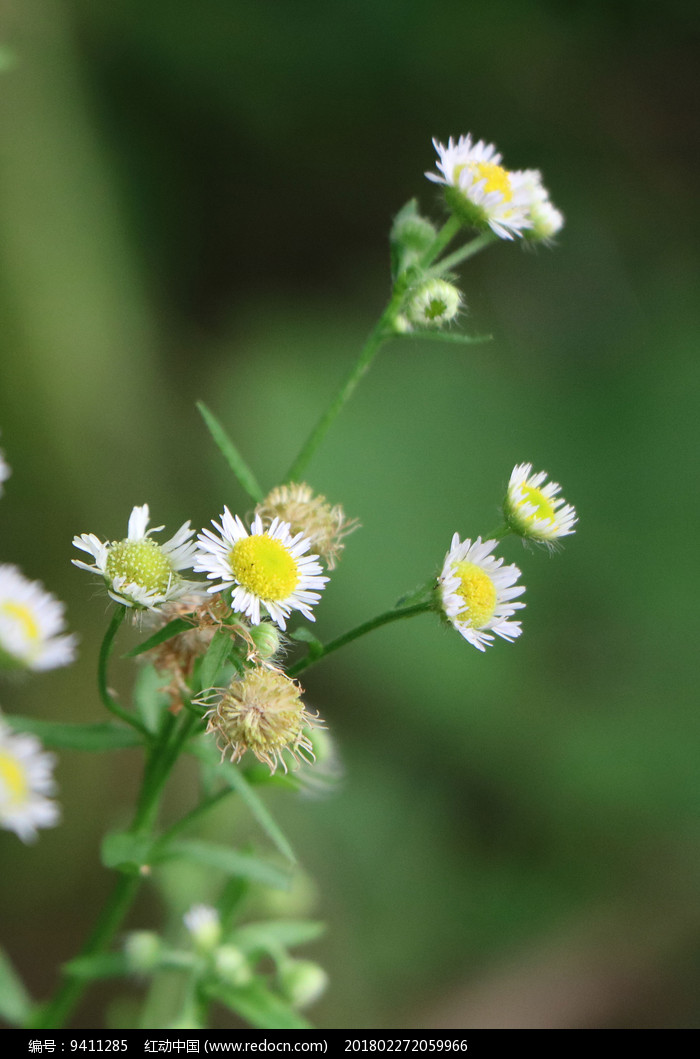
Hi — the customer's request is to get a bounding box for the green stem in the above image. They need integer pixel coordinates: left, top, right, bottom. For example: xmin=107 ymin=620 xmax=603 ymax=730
xmin=283 ymin=282 xmax=408 ymax=483
xmin=288 ymin=601 xmax=434 ymax=678
xmin=98 ymin=608 xmax=149 ymax=737
xmin=484 ymin=523 xmax=512 ymax=541
xmin=431 ymin=230 xmax=497 ymax=276
xmin=31 ymin=710 xmax=201 ymax=1029
xmin=419 ymin=215 xmax=461 ymax=269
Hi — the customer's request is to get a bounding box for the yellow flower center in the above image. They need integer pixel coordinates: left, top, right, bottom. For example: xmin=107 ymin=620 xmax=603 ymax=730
xmin=230 ymin=535 xmax=299 ymax=601
xmin=106 ymin=538 xmax=174 ymax=593
xmin=518 ymin=484 xmax=556 ymax=524
xmin=0 ymin=752 xmax=28 ymax=807
xmin=0 ymin=601 xmax=40 ymax=642
xmin=453 ymin=561 xmax=497 ymax=628
xmin=455 ymin=161 xmax=513 ymax=201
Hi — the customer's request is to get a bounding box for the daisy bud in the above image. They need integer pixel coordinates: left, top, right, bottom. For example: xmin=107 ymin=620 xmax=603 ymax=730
xmin=406 ymin=278 xmax=462 ymax=329
xmin=249 ymin=621 xmax=281 ymax=660
xmin=390 ymin=201 xmax=438 ymax=275
xmin=202 ymin=667 xmax=322 ymax=775
xmin=183 ymin=904 xmax=221 ymax=953
xmin=124 ymin=931 xmax=162 ymax=974
xmin=520 ymin=171 xmax=564 ymax=245
xmin=278 ymin=959 xmax=328 ymax=1009
xmin=214 ymin=945 xmax=252 ymax=987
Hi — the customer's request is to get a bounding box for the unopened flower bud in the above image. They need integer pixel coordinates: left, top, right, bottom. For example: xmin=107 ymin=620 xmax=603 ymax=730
xmin=406 ymin=279 xmax=462 ymax=328
xmin=249 ymin=621 xmax=281 ymax=660
xmin=279 ymin=959 xmax=328 ymax=1009
xmin=183 ymin=904 xmax=221 ymax=953
xmin=214 ymin=944 xmax=252 ymax=987
xmin=124 ymin=931 xmax=162 ymax=974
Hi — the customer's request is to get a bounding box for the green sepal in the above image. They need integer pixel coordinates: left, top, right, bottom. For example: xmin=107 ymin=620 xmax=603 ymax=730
xmin=64 ymin=952 xmax=129 ymax=981
xmin=0 ymin=947 xmax=33 ymax=1025
xmin=4 ymin=716 xmax=142 ymax=751
xmin=124 ymin=617 xmax=193 ymax=658
xmin=233 ymin=920 xmax=325 ymax=955
xmin=153 ymin=839 xmax=291 ymax=890
xmin=101 ymin=831 xmax=154 ymax=874
xmin=205 ymin=980 xmax=312 ymax=1030
xmin=190 ymin=741 xmax=296 ymax=864
xmin=197 ymin=400 xmax=264 ymax=503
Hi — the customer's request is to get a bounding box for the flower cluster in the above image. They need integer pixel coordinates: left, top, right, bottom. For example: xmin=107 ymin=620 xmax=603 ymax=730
xmin=426 ymin=133 xmax=563 ymax=243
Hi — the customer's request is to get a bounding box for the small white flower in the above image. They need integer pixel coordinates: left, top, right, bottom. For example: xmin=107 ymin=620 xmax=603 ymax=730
xmin=0 ymin=564 xmax=77 ymax=671
xmin=0 ymin=445 xmax=10 ymax=497
xmin=0 ymin=716 xmax=60 ymax=842
xmin=426 ymin=134 xmax=533 ymax=240
xmin=195 ymin=511 xmax=328 ymax=630
xmin=183 ymin=904 xmax=221 ymax=951
xmin=406 ymin=278 xmax=462 ymax=328
xmin=438 ymin=535 xmax=525 ymax=651
xmin=504 ymin=463 xmax=577 ymax=543
xmin=73 ymin=504 xmax=198 ymax=610
xmin=521 ymin=170 xmax=564 ymax=244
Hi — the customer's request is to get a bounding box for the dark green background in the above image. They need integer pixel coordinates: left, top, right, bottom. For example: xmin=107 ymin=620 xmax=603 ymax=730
xmin=1 ymin=0 xmax=699 ymax=1029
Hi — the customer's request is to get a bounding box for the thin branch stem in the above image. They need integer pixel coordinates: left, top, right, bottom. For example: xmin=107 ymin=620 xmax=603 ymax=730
xmin=288 ymin=601 xmax=434 ymax=678
xmin=430 ymin=230 xmax=498 ymax=275
xmin=98 ymin=608 xmax=149 ymax=737
xmin=283 ymin=281 xmax=409 ymax=483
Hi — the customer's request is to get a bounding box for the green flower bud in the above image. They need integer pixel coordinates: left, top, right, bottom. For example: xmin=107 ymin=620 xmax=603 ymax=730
xmin=279 ymin=959 xmax=328 ymax=1009
xmin=406 ymin=279 xmax=462 ymax=328
xmin=214 ymin=944 xmax=252 ymax=987
xmin=124 ymin=931 xmax=162 ymax=974
xmin=249 ymin=621 xmax=282 ymax=660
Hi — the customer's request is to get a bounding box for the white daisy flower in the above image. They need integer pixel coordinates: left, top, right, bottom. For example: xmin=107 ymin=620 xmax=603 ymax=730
xmin=520 ymin=170 xmax=564 ymax=244
xmin=72 ymin=504 xmax=198 ymax=610
xmin=426 ymin=134 xmax=533 ymax=240
xmin=0 ymin=716 xmax=60 ymax=842
xmin=438 ymin=535 xmax=525 ymax=651
xmin=504 ymin=463 xmax=577 ymax=543
xmin=195 ymin=510 xmax=328 ymax=630
xmin=0 ymin=564 xmax=77 ymax=672
xmin=0 ymin=445 xmax=10 ymax=497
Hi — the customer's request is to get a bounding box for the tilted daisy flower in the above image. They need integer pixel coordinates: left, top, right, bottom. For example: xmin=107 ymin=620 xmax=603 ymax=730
xmin=72 ymin=504 xmax=198 ymax=610
xmin=0 ymin=716 xmax=60 ymax=842
xmin=438 ymin=535 xmax=525 ymax=651
xmin=426 ymin=134 xmax=532 ymax=240
xmin=195 ymin=510 xmax=328 ymax=629
xmin=504 ymin=463 xmax=577 ymax=544
xmin=0 ymin=564 xmax=77 ymax=672
xmin=520 ymin=170 xmax=564 ymax=245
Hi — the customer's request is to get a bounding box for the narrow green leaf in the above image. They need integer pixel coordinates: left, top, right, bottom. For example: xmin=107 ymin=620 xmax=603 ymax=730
xmin=198 ymin=627 xmax=234 ymax=692
xmin=191 ymin=742 xmax=296 ymax=864
xmin=64 ymin=952 xmax=129 ymax=981
xmin=233 ymin=920 xmax=325 ymax=953
xmin=0 ymin=947 xmax=32 ymax=1025
xmin=101 ymin=831 xmax=153 ymax=873
xmin=206 ymin=981 xmax=311 ymax=1030
xmin=400 ymin=330 xmax=493 ymax=344
xmin=197 ymin=400 xmax=263 ymax=503
xmin=4 ymin=717 xmax=142 ymax=751
xmin=124 ymin=617 xmax=193 ymax=658
xmin=156 ymin=839 xmax=291 ymax=890
xmin=289 ymin=627 xmax=324 ymax=659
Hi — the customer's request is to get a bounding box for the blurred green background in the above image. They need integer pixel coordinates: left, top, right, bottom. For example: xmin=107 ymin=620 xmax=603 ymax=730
xmin=1 ymin=0 xmax=700 ymax=1030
